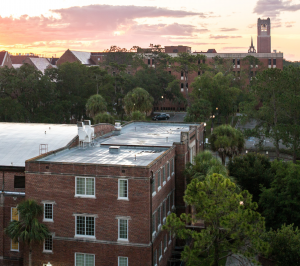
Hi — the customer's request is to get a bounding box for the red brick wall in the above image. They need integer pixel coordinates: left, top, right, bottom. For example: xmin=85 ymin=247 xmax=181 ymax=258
xmin=56 ymin=50 xmax=79 ymax=66
xmin=0 ymin=170 xmax=25 ymax=266
xmin=93 ymin=123 xmax=115 ymax=138
xmin=24 ymin=145 xmax=176 ymax=266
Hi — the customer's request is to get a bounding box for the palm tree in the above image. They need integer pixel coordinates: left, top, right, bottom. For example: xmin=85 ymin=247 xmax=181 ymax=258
xmin=5 ymin=199 xmax=49 ymax=266
xmin=210 ymin=125 xmax=245 ymax=165
xmin=86 ymin=94 xmax=107 ymax=118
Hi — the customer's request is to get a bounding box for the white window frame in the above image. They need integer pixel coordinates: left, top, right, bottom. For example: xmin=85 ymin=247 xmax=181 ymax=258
xmin=157 ymin=206 xmax=162 ymax=231
xmin=167 ymin=161 xmax=170 ymax=181
xmin=172 ymin=191 xmax=175 ymax=210
xmin=118 ymin=218 xmax=129 ymax=242
xmin=164 ymin=234 xmax=167 ymax=253
xmin=75 ymin=176 xmax=96 ymax=198
xmin=74 ymin=214 xmax=96 ymax=239
xmin=11 ymin=239 xmax=19 ymax=252
xmin=75 ymin=253 xmax=95 ymax=266
xmin=162 ymin=201 xmax=166 ymax=224
xmin=152 ymin=174 xmax=156 ymax=197
xmin=43 ymin=233 xmax=54 ymax=253
xmin=169 ymin=231 xmax=172 ymax=245
xmin=43 ymin=203 xmax=54 ymax=222
xmin=118 ymin=256 xmax=128 ymax=266
xmin=162 ymin=166 xmax=166 ymax=186
xmin=11 ymin=207 xmax=19 ymax=221
xmin=153 ymin=249 xmax=157 ymax=266
xmin=157 ymin=170 xmax=161 ymax=191
xmin=118 ymin=179 xmax=128 ymax=200
xmin=172 ymin=158 xmax=175 ymax=175
xmin=152 ymin=213 xmax=156 ymax=238
xmin=159 ymin=241 xmax=163 ymax=261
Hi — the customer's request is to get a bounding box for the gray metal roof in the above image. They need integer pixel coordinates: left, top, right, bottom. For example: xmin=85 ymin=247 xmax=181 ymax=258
xmin=101 ymin=122 xmax=195 ymax=147
xmin=0 ymin=123 xmax=77 ymax=167
xmin=38 ymin=145 xmax=167 ymax=166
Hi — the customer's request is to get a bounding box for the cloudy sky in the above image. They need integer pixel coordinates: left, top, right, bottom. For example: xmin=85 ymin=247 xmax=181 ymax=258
xmin=1 ymin=0 xmax=299 ymax=60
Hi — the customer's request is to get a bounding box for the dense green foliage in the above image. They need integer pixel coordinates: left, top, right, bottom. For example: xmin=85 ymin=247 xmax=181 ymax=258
xmin=259 ymin=160 xmax=300 ymax=229
xmin=191 ymin=72 xmax=241 ymax=123
xmin=164 ymin=174 xmax=267 ymax=266
xmin=130 ymin=110 xmax=146 ymax=121
xmin=185 ymin=150 xmax=228 ymax=182
xmin=5 ymin=200 xmax=49 ymax=266
xmin=262 ymin=224 xmax=300 ymax=266
xmin=210 ymin=125 xmax=245 ymax=165
xmin=85 ymin=94 xmax=107 ymax=118
xmin=228 ymin=153 xmax=273 ymax=203
xmin=123 ymin=87 xmax=154 ymax=114
xmin=93 ymin=112 xmax=115 ymax=124
xmin=184 ymin=99 xmax=211 ymax=123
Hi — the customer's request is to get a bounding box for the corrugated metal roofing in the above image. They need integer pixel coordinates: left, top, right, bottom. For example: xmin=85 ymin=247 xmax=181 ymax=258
xmin=0 ymin=123 xmax=77 ymax=167
xmin=71 ymin=51 xmax=92 ymax=65
xmin=30 ymin=58 xmax=51 ymax=73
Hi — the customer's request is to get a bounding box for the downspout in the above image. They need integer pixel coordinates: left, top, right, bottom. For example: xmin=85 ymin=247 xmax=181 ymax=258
xmin=150 ymin=170 xmax=154 ymax=266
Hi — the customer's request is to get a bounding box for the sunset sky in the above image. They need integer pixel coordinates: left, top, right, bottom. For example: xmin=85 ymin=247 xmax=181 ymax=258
xmin=1 ymin=0 xmax=300 ymax=60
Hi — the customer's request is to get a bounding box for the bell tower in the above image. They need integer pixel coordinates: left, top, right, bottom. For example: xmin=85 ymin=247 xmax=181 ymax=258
xmin=257 ymin=18 xmax=271 ymax=53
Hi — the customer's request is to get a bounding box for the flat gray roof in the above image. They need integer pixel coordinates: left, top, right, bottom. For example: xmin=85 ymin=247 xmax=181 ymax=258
xmin=38 ymin=145 xmax=167 ymax=166
xmin=101 ymin=122 xmax=196 ymax=147
xmin=0 ymin=123 xmax=77 ymax=167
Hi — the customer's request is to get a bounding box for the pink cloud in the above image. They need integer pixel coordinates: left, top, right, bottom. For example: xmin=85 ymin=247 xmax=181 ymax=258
xmin=0 ymin=4 xmax=204 ymax=50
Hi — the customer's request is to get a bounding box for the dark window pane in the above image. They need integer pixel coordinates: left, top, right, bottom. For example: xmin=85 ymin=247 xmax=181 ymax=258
xmin=14 ymin=176 xmax=25 ymax=188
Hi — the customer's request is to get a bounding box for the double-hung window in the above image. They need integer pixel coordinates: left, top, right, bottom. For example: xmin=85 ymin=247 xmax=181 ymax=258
xmin=76 ymin=177 xmax=95 ymax=197
xmin=162 ymin=166 xmax=165 ymax=184
xmin=118 ymin=219 xmax=128 ymax=241
xmin=153 ymin=249 xmax=157 ymax=266
xmin=157 ymin=170 xmax=161 ymax=191
xmin=167 ymin=162 xmax=170 ymax=180
xmin=118 ymin=257 xmax=128 ymax=266
xmin=159 ymin=241 xmax=162 ymax=261
xmin=172 ymin=158 xmax=174 ymax=174
xmin=162 ymin=201 xmax=166 ymax=224
xmin=75 ymin=216 xmax=95 ymax=238
xmin=118 ymin=179 xmax=128 ymax=200
xmin=75 ymin=253 xmax=95 ymax=266
xmin=44 ymin=203 xmax=53 ymax=222
xmin=157 ymin=207 xmax=161 ymax=231
xmin=11 ymin=207 xmax=19 ymax=251
xmin=164 ymin=234 xmax=167 ymax=252
xmin=44 ymin=234 xmax=53 ymax=253
xmin=152 ymin=213 xmax=156 ymax=236
xmin=152 ymin=175 xmax=156 ymax=196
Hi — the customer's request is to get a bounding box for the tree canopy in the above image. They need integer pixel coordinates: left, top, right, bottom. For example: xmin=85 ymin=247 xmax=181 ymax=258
xmin=123 ymin=87 xmax=154 ymax=114
xmin=164 ymin=174 xmax=267 ymax=266
xmin=210 ymin=125 xmax=245 ymax=165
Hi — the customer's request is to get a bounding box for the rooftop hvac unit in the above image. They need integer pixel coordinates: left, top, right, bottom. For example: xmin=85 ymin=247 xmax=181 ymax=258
xmin=77 ymin=120 xmax=94 ymax=145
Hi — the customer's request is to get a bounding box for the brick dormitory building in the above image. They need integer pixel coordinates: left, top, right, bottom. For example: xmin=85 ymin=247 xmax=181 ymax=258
xmin=0 ymin=121 xmax=204 ymax=266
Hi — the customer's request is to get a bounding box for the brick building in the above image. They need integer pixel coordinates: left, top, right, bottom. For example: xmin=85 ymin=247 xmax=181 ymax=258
xmin=0 ymin=121 xmax=204 ymax=266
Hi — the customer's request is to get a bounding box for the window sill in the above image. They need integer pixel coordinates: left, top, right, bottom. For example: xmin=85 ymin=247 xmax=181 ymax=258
xmin=74 ymin=195 xmax=96 ymax=199
xmin=152 ymin=231 xmax=156 ymax=239
xmin=10 ymin=249 xmax=19 ymax=252
xmin=172 ymin=172 xmax=174 ymax=176
xmin=159 ymin=255 xmax=162 ymax=261
xmin=158 ymin=186 xmax=161 ymax=192
xmin=167 ymin=177 xmax=170 ymax=181
xmin=43 ymin=251 xmax=53 ymax=254
xmin=169 ymin=240 xmax=172 ymax=245
xmin=152 ymin=192 xmax=156 ymax=197
xmin=117 ymin=198 xmax=129 ymax=201
xmin=164 ymin=247 xmax=167 ymax=253
xmin=172 ymin=205 xmax=175 ymax=211
xmin=163 ymin=217 xmax=166 ymax=224
xmin=117 ymin=239 xmax=129 ymax=243
xmin=74 ymin=235 xmax=96 ymax=239
xmin=43 ymin=219 xmax=54 ymax=223
xmin=163 ymin=181 xmax=166 ymax=186
xmin=158 ymin=224 xmax=162 ymax=232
